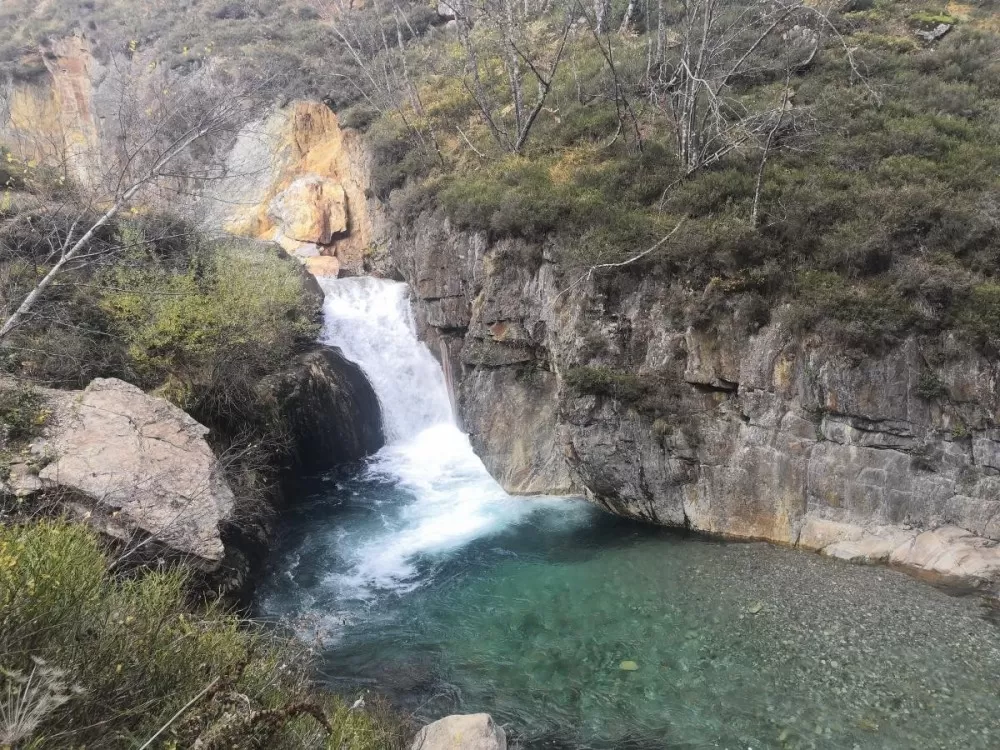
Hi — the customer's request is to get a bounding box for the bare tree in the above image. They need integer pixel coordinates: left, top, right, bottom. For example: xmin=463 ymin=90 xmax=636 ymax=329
xmin=456 ymin=0 xmax=574 ymax=153
xmin=651 ymin=0 xmax=870 ymax=177
xmin=0 ymin=56 xmax=263 ymax=345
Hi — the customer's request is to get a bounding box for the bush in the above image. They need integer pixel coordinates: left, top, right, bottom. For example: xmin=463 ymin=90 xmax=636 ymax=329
xmin=791 ymin=271 xmax=921 ymax=349
xmin=955 ymin=283 xmax=1000 ymax=345
xmin=0 ymin=384 xmax=47 ymax=445
xmin=564 ymin=366 xmax=648 ymax=404
xmin=0 ymin=520 xmax=409 ymax=749
xmin=99 ymin=239 xmax=319 ymax=428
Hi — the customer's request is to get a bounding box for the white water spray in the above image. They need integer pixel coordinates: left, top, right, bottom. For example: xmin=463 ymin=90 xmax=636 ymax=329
xmin=315 ymin=277 xmax=554 ymax=597
xmin=319 ymin=277 xmax=453 ymax=441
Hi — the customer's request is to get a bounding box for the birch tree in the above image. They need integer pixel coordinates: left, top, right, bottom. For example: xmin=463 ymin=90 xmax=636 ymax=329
xmin=0 ymin=57 xmax=262 ymax=345
xmin=456 ymin=0 xmax=574 ymax=153
xmin=651 ymin=0 xmax=869 ymax=176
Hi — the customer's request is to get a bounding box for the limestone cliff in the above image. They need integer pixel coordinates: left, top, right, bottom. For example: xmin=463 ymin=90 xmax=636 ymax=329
xmin=224 ymin=102 xmax=1000 ymax=591
xmin=375 ymin=207 xmax=1000 ymax=592
xmin=2 ymin=36 xmax=106 ymax=187
xmin=218 ymin=101 xmax=374 ymax=278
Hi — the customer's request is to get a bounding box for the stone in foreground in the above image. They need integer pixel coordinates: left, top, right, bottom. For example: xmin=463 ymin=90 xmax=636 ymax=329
xmin=411 ymin=714 xmax=506 ymax=750
xmin=34 ymin=378 xmax=234 ymax=566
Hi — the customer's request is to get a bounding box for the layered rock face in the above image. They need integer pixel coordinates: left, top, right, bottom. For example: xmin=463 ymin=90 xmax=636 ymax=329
xmin=6 ymin=378 xmax=235 ymax=567
xmin=1 ymin=35 xmax=103 ymax=187
xmin=379 ymin=209 xmax=1000 ymax=591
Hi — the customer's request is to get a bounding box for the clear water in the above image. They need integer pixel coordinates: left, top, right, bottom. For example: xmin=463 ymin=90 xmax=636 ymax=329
xmin=257 ymin=278 xmax=1000 ymax=749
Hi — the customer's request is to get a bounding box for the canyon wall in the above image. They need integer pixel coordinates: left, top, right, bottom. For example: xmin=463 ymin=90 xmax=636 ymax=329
xmin=375 ymin=207 xmax=1000 ymax=590
xmin=2 ymin=36 xmax=103 ymax=186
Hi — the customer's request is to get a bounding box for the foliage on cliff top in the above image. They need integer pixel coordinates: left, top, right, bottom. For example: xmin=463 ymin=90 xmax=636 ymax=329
xmin=1 ymin=209 xmax=323 ymax=526
xmin=355 ymin=0 xmax=1000 ymax=351
xmin=0 ymin=518 xmax=410 ymax=749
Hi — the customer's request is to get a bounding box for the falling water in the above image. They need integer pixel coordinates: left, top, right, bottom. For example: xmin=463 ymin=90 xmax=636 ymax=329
xmin=265 ymin=276 xmax=566 ymax=616
xmin=258 ymin=276 xmax=1000 ymax=750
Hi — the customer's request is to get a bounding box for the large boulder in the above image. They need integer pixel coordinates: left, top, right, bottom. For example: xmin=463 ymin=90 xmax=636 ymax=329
xmin=259 ymin=345 xmax=384 ymax=472
xmin=268 ymin=175 xmax=348 ymax=245
xmin=26 ymin=379 xmax=235 ymax=567
xmin=410 ymin=714 xmax=506 ymax=750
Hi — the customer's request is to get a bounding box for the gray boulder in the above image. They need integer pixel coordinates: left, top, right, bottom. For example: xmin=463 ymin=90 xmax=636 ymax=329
xmin=30 ymin=378 xmax=234 ymax=567
xmin=258 ymin=345 xmax=385 ymax=471
xmin=411 ymin=714 xmax=506 ymax=750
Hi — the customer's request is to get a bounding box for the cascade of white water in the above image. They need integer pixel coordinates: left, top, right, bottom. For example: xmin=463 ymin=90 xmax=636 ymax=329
xmin=314 ymin=276 xmax=553 ymax=597
xmin=318 ymin=276 xmax=453 ymax=441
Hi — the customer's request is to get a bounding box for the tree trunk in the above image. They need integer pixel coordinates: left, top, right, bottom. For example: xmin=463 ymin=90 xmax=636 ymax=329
xmin=595 ymin=0 xmax=609 ymax=33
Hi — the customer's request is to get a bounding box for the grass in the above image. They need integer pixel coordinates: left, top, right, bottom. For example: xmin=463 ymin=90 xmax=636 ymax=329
xmin=0 ymin=519 xmax=410 ymax=749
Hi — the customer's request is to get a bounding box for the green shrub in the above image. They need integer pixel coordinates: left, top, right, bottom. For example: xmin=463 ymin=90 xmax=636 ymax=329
xmin=955 ymin=283 xmax=1000 ymax=344
xmin=0 ymin=520 xmax=409 ymax=749
xmin=915 ymin=371 xmax=947 ymax=400
xmin=564 ymin=366 xmax=648 ymax=403
xmin=792 ymin=271 xmax=920 ymax=348
xmin=99 ymin=240 xmax=318 ymax=424
xmin=0 ymin=384 xmax=47 ymax=445
xmin=909 ymin=10 xmax=959 ymax=27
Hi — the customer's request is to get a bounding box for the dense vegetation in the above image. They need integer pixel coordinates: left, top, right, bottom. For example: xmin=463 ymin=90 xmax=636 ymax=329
xmin=0 ymin=143 xmax=399 ymax=748
xmin=348 ymin=0 xmax=1000 ymax=352
xmin=0 ymin=519 xmax=409 ymax=748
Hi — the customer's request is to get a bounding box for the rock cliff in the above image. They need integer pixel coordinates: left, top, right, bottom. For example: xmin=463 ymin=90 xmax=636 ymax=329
xmin=218 ymin=101 xmax=373 ymax=278
xmin=215 ymin=100 xmax=1000 ymax=591
xmin=376 ymin=207 xmax=1000 ymax=592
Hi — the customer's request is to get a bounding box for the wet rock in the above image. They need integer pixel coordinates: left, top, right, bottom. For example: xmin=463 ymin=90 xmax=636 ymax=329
xmin=258 ymin=345 xmax=384 ymax=472
xmin=411 ymin=714 xmax=506 ymax=750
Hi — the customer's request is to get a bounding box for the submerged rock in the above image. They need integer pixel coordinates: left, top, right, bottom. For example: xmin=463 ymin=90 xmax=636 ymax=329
xmin=410 ymin=714 xmax=506 ymax=750
xmin=30 ymin=378 xmax=234 ymax=567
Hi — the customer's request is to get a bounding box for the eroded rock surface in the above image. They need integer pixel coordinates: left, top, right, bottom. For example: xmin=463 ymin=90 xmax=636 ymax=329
xmin=218 ymin=100 xmax=373 ymax=276
xmin=410 ymin=714 xmax=507 ymax=750
xmin=376 ymin=208 xmax=1000 ymax=592
xmin=269 ymin=175 xmax=348 ymax=245
xmin=30 ymin=379 xmax=234 ymax=566
xmin=258 ymin=345 xmax=385 ymax=471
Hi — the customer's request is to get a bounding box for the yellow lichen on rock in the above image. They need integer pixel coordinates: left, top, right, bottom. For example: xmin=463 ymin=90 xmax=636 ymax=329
xmin=269 ymin=176 xmax=348 ymax=244
xmin=3 ymin=36 xmax=101 ymax=186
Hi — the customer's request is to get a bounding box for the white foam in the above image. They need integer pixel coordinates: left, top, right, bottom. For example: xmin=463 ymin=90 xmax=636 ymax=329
xmin=319 ymin=277 xmax=453 ymax=442
xmin=316 ymin=277 xmax=553 ymax=598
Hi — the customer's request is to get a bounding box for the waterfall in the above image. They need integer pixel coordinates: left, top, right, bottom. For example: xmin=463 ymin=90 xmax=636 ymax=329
xmin=310 ymin=276 xmax=551 ymax=599
xmin=318 ymin=277 xmax=453 ymax=441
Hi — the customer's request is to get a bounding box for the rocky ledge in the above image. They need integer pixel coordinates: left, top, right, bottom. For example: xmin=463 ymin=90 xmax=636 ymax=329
xmin=3 ymin=343 xmax=385 ymax=574
xmin=378 ymin=209 xmax=1000 ymax=595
